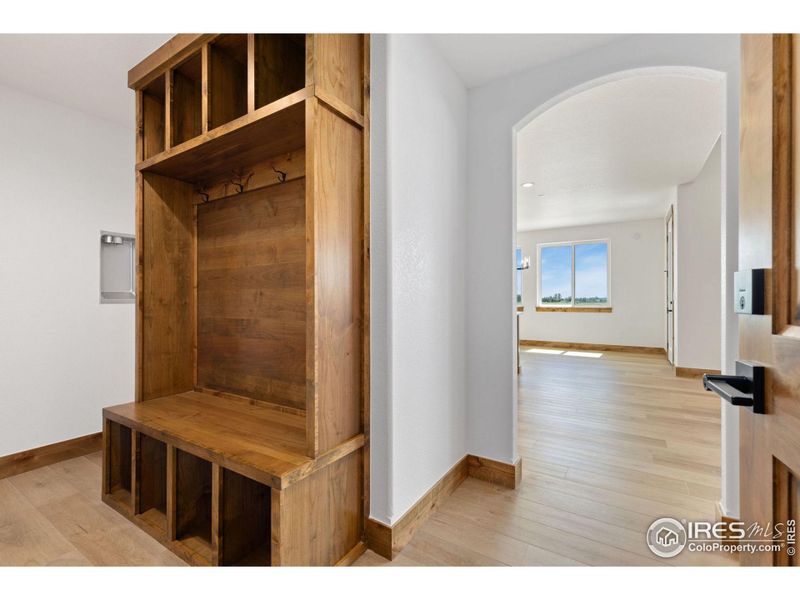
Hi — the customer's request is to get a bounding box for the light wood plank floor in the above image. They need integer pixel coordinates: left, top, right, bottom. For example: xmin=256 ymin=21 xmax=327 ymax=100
xmin=0 ymin=348 xmax=736 ymax=566
xmin=356 ymin=348 xmax=736 ymax=566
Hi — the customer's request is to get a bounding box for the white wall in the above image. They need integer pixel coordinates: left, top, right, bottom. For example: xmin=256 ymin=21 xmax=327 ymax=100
xmin=370 ymin=35 xmax=468 ymax=524
xmin=517 ymin=219 xmax=665 ymax=348
xmin=0 ymin=83 xmax=134 ymax=456
xmin=466 ymin=34 xmax=740 ymax=474
xmin=674 ymin=138 xmax=722 ymax=371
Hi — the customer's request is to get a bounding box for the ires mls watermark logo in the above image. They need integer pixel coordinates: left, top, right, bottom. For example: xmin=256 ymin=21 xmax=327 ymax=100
xmin=646 ymin=518 xmax=687 ymax=558
xmin=646 ymin=517 xmax=797 ymax=558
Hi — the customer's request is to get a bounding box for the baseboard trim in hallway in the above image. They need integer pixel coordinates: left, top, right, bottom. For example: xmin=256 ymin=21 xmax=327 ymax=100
xmin=467 ymin=455 xmax=522 ymax=489
xmin=520 ymin=340 xmax=666 ymax=355
xmin=675 ymin=366 xmax=722 ymax=378
xmin=366 ymin=454 xmax=522 ymax=560
xmin=0 ymin=432 xmax=102 ymax=480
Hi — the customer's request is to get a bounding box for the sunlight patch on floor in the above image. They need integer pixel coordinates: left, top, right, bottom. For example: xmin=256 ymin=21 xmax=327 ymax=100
xmin=524 ymin=347 xmax=604 ymax=358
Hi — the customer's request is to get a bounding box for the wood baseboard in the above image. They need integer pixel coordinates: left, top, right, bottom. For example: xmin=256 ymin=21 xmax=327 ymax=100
xmin=520 ymin=340 xmax=665 ymax=355
xmin=0 ymin=432 xmax=102 ymax=480
xmin=676 ymin=366 xmax=722 ymax=379
xmin=366 ymin=456 xmax=469 ymax=560
xmin=365 ymin=454 xmax=522 ymax=560
xmin=336 ymin=541 xmax=367 ymax=566
xmin=468 ymin=455 xmax=522 ymax=489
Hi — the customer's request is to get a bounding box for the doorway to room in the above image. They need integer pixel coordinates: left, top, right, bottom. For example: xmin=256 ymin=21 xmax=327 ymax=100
xmin=510 ymin=66 xmax=732 ymax=564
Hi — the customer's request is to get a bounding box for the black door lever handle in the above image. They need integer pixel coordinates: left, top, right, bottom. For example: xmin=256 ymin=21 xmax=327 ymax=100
xmin=702 ymin=361 xmax=765 ymax=414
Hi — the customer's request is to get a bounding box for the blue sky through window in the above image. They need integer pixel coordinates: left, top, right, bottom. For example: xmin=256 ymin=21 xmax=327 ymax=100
xmin=540 ymin=245 xmax=572 ymax=304
xmin=575 ymin=243 xmax=608 ymax=303
xmin=539 ymin=242 xmax=608 ymax=305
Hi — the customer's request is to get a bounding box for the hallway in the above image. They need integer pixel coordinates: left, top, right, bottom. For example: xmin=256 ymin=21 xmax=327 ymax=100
xmin=357 ymin=348 xmax=736 ymax=565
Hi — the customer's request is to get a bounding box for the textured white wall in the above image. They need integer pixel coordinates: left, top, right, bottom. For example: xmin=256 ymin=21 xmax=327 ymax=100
xmin=466 ymin=34 xmax=740 ymax=474
xmin=517 ymin=218 xmax=665 ymax=348
xmin=0 ymin=83 xmax=134 ymax=456
xmin=370 ymin=35 xmax=468 ymax=524
xmin=675 ymin=138 xmax=722 ymax=371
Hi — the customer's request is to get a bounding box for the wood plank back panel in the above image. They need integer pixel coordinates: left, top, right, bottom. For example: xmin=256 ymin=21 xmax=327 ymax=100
xmin=271 ymin=448 xmax=363 ymax=565
xmin=309 ymin=34 xmax=364 ymax=114
xmin=140 ymin=173 xmax=195 ymax=401
xmin=306 ymin=100 xmax=364 ymax=454
xmin=197 ymin=180 xmax=307 ymax=410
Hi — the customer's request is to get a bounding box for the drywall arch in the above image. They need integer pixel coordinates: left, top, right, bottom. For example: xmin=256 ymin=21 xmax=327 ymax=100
xmin=464 ymin=35 xmax=740 ymax=520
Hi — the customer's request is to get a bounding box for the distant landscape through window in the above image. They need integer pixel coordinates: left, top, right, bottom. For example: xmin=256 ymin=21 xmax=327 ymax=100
xmin=539 ymin=241 xmax=608 ymax=306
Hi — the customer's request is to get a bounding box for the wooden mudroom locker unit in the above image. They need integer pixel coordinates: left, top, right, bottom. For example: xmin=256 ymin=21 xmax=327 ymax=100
xmin=101 ymin=34 xmax=370 ymax=566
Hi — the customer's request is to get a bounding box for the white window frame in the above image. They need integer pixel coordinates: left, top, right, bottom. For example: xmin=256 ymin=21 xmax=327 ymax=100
xmin=536 ymin=239 xmax=610 ymax=308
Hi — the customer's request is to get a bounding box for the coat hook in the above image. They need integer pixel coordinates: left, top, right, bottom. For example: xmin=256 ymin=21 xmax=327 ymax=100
xmin=273 ymin=167 xmax=287 ymax=184
xmin=232 ymin=181 xmax=244 ymax=193
xmin=198 ymin=190 xmax=210 ymax=203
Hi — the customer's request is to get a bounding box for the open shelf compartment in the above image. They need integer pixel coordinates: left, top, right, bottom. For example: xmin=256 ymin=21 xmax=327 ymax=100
xmin=218 ymin=468 xmax=271 ymax=566
xmin=134 ymin=432 xmax=167 ymax=533
xmin=170 ymin=51 xmax=203 ymax=146
xmin=141 ymin=74 xmax=166 ymax=160
xmin=254 ymin=34 xmax=306 ymax=109
xmin=174 ymin=449 xmax=213 ymax=562
xmin=209 ymin=34 xmax=248 ymax=130
xmin=104 ymin=420 xmax=132 ymax=505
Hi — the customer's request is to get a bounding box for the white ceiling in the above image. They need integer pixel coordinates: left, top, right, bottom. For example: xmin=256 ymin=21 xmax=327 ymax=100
xmin=516 ymin=74 xmax=724 ymax=232
xmin=0 ymin=34 xmax=173 ymax=127
xmin=431 ymin=34 xmax=629 ymax=89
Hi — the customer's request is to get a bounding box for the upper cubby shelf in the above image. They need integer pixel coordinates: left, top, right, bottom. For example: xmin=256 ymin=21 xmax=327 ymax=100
xmin=139 ymin=86 xmax=308 ymax=183
xmin=137 ymin=34 xmax=312 ymax=176
xmin=170 ymin=51 xmax=202 ymax=146
xmin=253 ymin=34 xmax=306 ymax=109
xmin=209 ymin=34 xmax=248 ymax=130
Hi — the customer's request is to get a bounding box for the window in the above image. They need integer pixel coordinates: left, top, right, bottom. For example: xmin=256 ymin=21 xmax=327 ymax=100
xmin=538 ymin=241 xmax=608 ymax=307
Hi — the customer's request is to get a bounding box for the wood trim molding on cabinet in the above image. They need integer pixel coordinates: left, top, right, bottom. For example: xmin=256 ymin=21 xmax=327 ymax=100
xmin=0 ymin=432 xmax=102 ymax=480
xmin=365 ymin=454 xmax=522 ymax=560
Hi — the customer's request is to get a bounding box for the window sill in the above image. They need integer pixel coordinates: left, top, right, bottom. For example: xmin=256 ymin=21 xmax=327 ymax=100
xmin=536 ymin=306 xmax=613 ymax=313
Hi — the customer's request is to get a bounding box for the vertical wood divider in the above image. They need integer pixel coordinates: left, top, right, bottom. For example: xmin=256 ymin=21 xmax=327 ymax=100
xmin=361 ymin=34 xmax=372 ymax=533
xmin=211 ymin=463 xmax=222 ymax=566
xmin=270 ymin=488 xmax=282 ymax=566
xmin=134 ymin=89 xmax=144 ymax=405
xmin=192 ymin=205 xmax=198 ymax=390
xmin=101 ymin=419 xmax=110 ymax=495
xmin=131 ymin=431 xmax=141 ymax=513
xmin=166 ymin=444 xmax=177 ymax=540
xmin=304 ymin=34 xmax=314 ymax=86
xmin=246 ymin=34 xmax=256 ymax=113
xmin=135 ymin=90 xmax=144 ymax=162
xmin=201 ymin=44 xmax=210 ymax=134
xmin=164 ymin=70 xmax=173 ymax=150
xmin=304 ymin=97 xmax=319 ymax=458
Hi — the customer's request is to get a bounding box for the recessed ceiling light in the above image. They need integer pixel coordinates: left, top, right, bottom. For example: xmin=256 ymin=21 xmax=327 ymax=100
xmin=521 ymin=182 xmax=534 ymax=188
